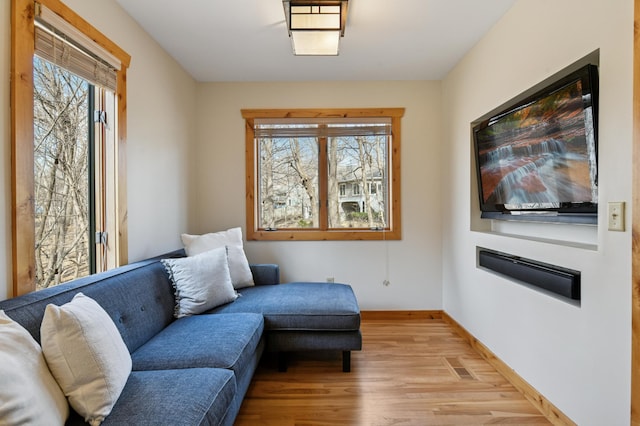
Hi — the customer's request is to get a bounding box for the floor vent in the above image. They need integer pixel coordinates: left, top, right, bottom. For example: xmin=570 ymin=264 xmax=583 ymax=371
xmin=445 ymin=357 xmax=475 ymax=380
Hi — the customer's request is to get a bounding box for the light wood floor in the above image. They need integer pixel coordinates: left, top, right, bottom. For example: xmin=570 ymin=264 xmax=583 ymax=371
xmin=235 ymin=317 xmax=552 ymax=425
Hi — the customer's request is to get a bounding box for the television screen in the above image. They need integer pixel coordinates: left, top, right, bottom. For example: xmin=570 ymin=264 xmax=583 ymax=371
xmin=473 ymin=64 xmax=598 ymax=220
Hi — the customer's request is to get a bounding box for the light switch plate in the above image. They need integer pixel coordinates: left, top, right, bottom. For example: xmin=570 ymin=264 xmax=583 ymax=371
xmin=608 ymin=201 xmax=625 ymax=231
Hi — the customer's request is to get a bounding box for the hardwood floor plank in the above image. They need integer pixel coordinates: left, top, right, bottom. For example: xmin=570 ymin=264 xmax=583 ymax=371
xmin=235 ymin=318 xmax=554 ymax=425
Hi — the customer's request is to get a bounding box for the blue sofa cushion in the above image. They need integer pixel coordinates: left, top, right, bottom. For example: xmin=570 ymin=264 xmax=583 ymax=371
xmin=210 ymin=282 xmax=360 ymax=331
xmin=100 ymin=368 xmax=235 ymax=426
xmin=131 ymin=313 xmax=264 ymax=377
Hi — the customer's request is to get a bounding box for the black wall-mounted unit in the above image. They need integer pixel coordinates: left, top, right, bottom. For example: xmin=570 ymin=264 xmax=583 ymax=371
xmin=478 ymin=249 xmax=581 ymax=301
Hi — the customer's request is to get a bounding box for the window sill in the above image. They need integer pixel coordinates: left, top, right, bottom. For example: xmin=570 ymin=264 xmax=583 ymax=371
xmin=247 ymin=229 xmax=401 ymax=241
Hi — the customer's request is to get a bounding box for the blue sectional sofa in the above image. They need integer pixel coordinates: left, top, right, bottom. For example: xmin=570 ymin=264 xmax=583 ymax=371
xmin=0 ymin=251 xmax=362 ymax=425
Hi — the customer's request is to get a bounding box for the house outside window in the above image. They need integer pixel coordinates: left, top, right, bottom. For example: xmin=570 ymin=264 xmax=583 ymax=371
xmin=242 ymin=108 xmax=404 ymax=241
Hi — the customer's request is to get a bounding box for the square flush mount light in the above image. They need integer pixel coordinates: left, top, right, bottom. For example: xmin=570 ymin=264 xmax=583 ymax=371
xmin=282 ymin=0 xmax=348 ymax=56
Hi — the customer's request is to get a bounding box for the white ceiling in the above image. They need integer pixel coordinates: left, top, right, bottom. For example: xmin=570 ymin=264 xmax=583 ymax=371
xmin=115 ymin=0 xmax=517 ymax=82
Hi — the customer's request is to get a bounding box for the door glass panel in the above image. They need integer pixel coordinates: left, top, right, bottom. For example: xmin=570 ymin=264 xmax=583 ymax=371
xmin=33 ymin=56 xmax=91 ymax=289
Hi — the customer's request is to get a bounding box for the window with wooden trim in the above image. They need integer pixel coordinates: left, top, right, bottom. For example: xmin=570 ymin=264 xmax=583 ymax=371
xmin=242 ymin=108 xmax=404 ymax=241
xmin=11 ymin=0 xmax=131 ymax=296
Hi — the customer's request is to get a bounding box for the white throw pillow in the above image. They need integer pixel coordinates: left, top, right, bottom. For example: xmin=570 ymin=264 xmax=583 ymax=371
xmin=41 ymin=293 xmax=132 ymax=426
xmin=0 ymin=311 xmax=69 ymax=425
xmin=181 ymin=227 xmax=254 ymax=289
xmin=162 ymin=246 xmax=238 ymax=318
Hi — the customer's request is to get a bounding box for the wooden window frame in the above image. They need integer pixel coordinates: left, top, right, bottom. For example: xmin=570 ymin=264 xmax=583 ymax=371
xmin=11 ymin=0 xmax=131 ymax=296
xmin=632 ymin=0 xmax=640 ymax=422
xmin=242 ymin=108 xmax=404 ymax=241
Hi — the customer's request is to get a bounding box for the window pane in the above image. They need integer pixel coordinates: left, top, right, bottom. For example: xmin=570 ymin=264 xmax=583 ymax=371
xmin=258 ymin=136 xmax=319 ymax=229
xmin=33 ymin=56 xmax=90 ymax=289
xmin=328 ymin=134 xmax=389 ymax=229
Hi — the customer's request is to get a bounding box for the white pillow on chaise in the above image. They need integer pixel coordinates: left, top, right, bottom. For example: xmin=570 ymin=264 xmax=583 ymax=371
xmin=162 ymin=246 xmax=238 ymax=318
xmin=181 ymin=227 xmax=254 ymax=289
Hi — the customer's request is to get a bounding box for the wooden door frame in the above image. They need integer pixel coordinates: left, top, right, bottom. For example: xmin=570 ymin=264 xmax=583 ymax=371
xmin=632 ymin=0 xmax=640 ymax=424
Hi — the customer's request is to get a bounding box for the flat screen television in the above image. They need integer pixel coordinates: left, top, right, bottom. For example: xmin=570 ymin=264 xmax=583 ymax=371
xmin=473 ymin=64 xmax=599 ymax=223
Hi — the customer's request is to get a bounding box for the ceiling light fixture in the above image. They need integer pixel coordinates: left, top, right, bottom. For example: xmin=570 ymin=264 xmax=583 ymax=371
xmin=282 ymin=0 xmax=348 ymax=56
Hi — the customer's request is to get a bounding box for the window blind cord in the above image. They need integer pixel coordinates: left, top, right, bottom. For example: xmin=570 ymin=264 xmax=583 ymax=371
xmin=383 ymin=227 xmax=390 ymax=285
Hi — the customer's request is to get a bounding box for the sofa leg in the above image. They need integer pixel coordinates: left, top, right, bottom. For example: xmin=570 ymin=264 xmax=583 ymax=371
xmin=277 ymin=352 xmax=288 ymax=372
xmin=342 ymin=351 xmax=351 ymax=372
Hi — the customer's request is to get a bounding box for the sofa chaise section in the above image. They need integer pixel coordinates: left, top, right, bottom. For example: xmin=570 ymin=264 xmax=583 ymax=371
xmin=210 ymin=281 xmax=362 ymax=372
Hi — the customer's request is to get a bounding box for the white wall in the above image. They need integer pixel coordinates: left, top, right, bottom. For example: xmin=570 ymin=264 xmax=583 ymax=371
xmin=441 ymin=0 xmax=633 ymax=424
xmin=192 ymin=81 xmax=443 ymax=310
xmin=0 ymin=0 xmax=197 ymax=299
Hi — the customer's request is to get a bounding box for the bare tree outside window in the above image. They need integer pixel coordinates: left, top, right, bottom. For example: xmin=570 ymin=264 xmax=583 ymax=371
xmin=33 ymin=56 xmax=90 ymax=290
xmin=256 ymin=125 xmax=388 ymax=230
xmin=259 ymin=136 xmax=319 ymax=229
xmin=329 ymin=134 xmax=388 ymax=229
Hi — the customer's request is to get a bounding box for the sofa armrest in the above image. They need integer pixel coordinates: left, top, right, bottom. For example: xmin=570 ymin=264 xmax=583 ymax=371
xmin=250 ymin=264 xmax=280 ymax=286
